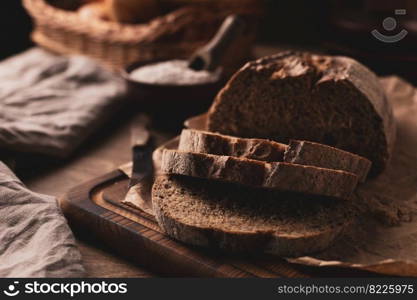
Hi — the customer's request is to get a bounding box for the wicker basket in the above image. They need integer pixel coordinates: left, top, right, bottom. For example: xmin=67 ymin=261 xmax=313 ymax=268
xmin=23 ymin=0 xmax=262 ymax=70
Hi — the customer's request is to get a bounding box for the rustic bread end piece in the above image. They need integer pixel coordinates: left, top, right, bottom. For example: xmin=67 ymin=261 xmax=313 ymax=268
xmin=179 ymin=129 xmax=372 ymax=182
xmin=152 ymin=175 xmax=355 ymax=256
xmin=179 ymin=129 xmax=286 ymax=161
xmin=207 ymin=52 xmax=395 ymax=176
xmin=285 ymin=140 xmax=372 ymax=182
xmin=161 ymin=149 xmax=358 ymax=200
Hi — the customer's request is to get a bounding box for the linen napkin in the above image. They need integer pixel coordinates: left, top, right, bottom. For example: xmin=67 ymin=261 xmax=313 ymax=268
xmin=0 ymin=48 xmax=126 ymax=157
xmin=0 ymin=161 xmax=84 ymax=277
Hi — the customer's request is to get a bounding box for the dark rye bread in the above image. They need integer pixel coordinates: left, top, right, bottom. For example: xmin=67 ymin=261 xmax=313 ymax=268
xmin=207 ymin=52 xmax=396 ymax=176
xmin=179 ymin=129 xmax=287 ymax=161
xmin=179 ymin=129 xmax=371 ymax=182
xmin=161 ymin=149 xmax=358 ymax=200
xmin=152 ymin=175 xmax=356 ymax=256
xmin=286 ymin=140 xmax=371 ymax=182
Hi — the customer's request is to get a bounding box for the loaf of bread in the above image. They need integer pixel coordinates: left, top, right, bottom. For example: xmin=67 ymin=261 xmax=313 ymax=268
xmin=207 ymin=52 xmax=396 ymax=176
xmin=179 ymin=129 xmax=287 ymax=161
xmin=161 ymin=149 xmax=358 ymax=199
xmin=153 ymin=175 xmax=356 ymax=256
xmin=105 ymin=0 xmax=159 ymax=23
xmin=179 ymin=129 xmax=371 ymax=182
xmin=78 ymin=1 xmax=109 ymax=21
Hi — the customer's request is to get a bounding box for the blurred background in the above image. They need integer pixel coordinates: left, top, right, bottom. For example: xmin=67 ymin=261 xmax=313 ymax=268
xmin=0 ymin=1 xmax=32 ymax=60
xmin=2 ymin=0 xmax=417 ymax=82
xmin=1 ymin=0 xmax=414 ymax=278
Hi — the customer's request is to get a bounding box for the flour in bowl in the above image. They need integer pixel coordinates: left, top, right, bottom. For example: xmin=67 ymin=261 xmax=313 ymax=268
xmin=129 ymin=60 xmax=221 ymax=85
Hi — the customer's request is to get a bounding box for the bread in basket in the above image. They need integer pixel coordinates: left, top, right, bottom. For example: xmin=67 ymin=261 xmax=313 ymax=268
xmin=23 ymin=0 xmax=263 ymax=71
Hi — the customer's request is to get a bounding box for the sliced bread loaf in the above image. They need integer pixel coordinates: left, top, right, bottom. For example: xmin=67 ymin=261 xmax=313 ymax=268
xmin=152 ymin=175 xmax=356 ymax=256
xmin=285 ymin=140 xmax=371 ymax=182
xmin=179 ymin=129 xmax=371 ymax=182
xmin=179 ymin=129 xmax=287 ymax=161
xmin=161 ymin=149 xmax=358 ymax=200
xmin=207 ymin=52 xmax=396 ymax=176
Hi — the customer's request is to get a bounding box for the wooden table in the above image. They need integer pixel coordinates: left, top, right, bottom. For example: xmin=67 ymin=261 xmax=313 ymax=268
xmin=13 ymin=45 xmax=311 ymax=278
xmin=19 ymin=109 xmax=165 ymax=277
xmin=16 ymin=108 xmax=380 ymax=278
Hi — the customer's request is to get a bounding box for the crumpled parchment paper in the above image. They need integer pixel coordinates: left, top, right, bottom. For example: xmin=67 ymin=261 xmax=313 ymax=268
xmin=288 ymin=76 xmax=417 ymax=276
xmin=120 ymin=76 xmax=417 ymax=276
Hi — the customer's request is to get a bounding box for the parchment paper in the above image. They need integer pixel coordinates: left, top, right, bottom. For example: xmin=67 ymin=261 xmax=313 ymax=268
xmin=288 ymin=76 xmax=417 ymax=276
xmin=120 ymin=76 xmax=417 ymax=276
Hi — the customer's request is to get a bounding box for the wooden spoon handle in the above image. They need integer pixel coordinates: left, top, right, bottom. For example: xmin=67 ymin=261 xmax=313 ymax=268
xmin=189 ymin=15 xmax=246 ymax=71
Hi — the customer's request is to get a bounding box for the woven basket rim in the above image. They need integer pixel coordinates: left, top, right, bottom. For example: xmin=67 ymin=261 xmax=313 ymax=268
xmin=23 ymin=0 xmax=228 ymax=45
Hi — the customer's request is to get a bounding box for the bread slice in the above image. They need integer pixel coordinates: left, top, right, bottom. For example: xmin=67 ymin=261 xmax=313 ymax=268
xmin=207 ymin=52 xmax=396 ymax=176
xmin=152 ymin=175 xmax=356 ymax=256
xmin=179 ymin=128 xmax=286 ymax=162
xmin=285 ymin=140 xmax=371 ymax=182
xmin=161 ymin=149 xmax=358 ymax=200
xmin=179 ymin=129 xmax=371 ymax=182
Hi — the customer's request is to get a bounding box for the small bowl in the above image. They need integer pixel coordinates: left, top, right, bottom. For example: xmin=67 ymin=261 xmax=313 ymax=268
xmin=122 ymin=60 xmax=226 ymax=116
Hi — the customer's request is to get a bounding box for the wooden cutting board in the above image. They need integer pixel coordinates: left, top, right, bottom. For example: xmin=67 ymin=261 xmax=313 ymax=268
xmin=60 ymin=169 xmax=384 ymax=278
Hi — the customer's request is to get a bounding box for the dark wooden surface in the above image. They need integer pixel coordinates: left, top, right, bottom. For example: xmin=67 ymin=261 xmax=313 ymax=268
xmin=61 ymin=166 xmax=386 ymax=278
xmin=62 ymin=170 xmax=311 ymax=278
xmin=21 ymin=110 xmax=168 ymax=278
xmin=13 ymin=46 xmax=382 ymax=278
xmin=13 ymin=45 xmax=276 ymax=278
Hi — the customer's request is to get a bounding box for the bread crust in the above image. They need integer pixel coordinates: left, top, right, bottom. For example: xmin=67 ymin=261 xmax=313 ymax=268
xmin=207 ymin=52 xmax=395 ymax=176
xmin=179 ymin=129 xmax=286 ymax=162
xmin=179 ymin=129 xmax=371 ymax=182
xmin=152 ymin=175 xmax=352 ymax=257
xmin=161 ymin=149 xmax=358 ymax=200
xmin=285 ymin=140 xmax=371 ymax=182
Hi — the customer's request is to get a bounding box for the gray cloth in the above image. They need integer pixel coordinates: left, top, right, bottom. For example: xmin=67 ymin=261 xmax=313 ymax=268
xmin=0 ymin=161 xmax=84 ymax=277
xmin=0 ymin=48 xmax=126 ymax=157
